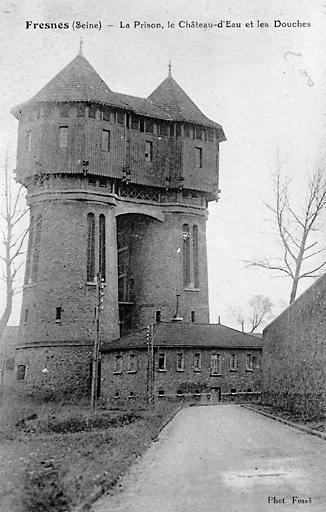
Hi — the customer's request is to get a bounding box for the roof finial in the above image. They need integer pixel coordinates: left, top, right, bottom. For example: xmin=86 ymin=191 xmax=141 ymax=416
xmin=79 ymin=37 xmax=83 ymax=56
xmin=168 ymin=59 xmax=172 ymax=77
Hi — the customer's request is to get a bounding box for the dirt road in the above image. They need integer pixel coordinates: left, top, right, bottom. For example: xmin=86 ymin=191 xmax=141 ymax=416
xmin=91 ymin=405 xmax=326 ymax=512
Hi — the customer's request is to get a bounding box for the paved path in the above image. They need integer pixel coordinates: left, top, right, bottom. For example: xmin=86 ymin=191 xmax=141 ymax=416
xmin=92 ymin=405 xmax=326 ymax=512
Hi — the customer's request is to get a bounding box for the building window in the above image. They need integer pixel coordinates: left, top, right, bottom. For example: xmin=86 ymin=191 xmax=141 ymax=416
xmin=77 ymin=103 xmax=85 ymax=117
xmin=156 ymin=310 xmax=161 ymax=323
xmin=24 ymin=308 xmax=28 ymax=324
xmin=114 ymin=355 xmax=123 ymax=373
xmin=26 ymin=131 xmax=31 ymax=151
xmin=191 ymin=311 xmax=195 ymax=323
xmin=103 ymin=107 xmax=111 ymax=122
xmin=159 ymin=123 xmax=169 ymax=137
xmin=89 ymin=105 xmax=96 ymax=119
xmin=176 ymin=352 xmax=185 ymax=371
xmin=31 ymin=215 xmax=42 ymax=283
xmin=55 ymin=306 xmax=62 ymax=322
xmin=194 ymin=353 xmax=201 ymax=371
xmin=195 ymin=147 xmax=203 ymax=168
xmin=114 ymin=390 xmax=120 ymax=399
xmin=183 ymin=124 xmax=190 ymax=138
xmin=128 ymin=390 xmax=135 ymax=398
xmin=206 ymin=129 xmax=214 ymax=142
xmin=183 ymin=224 xmax=190 ymax=287
xmin=145 ymin=119 xmax=154 ymax=133
xmin=44 ymin=104 xmax=52 ymax=118
xmin=59 ymin=127 xmax=68 ymax=148
xmin=87 ymin=213 xmax=96 ymax=283
xmin=25 ymin=214 xmax=34 ymax=284
xmin=59 ymin=104 xmax=69 ymax=118
xmin=99 ymin=214 xmax=106 ymax=283
xmin=231 ymin=388 xmax=237 ymax=394
xmin=101 ymin=130 xmax=110 ymax=152
xmin=246 ymin=353 xmax=253 ymax=371
xmin=131 ymin=116 xmax=139 ymax=130
xmin=158 ymin=353 xmax=166 ymax=371
xmin=158 ymin=389 xmax=165 ymax=397
xmin=17 ymin=364 xmax=26 ymax=381
xmin=145 ymin=141 xmax=153 ymax=162
xmin=194 ymin=127 xmax=202 ymax=140
xmin=128 ymin=354 xmax=137 ymax=373
xmin=116 ymin=112 xmax=124 ymax=125
xmin=230 ymin=353 xmax=237 ymax=371
xmin=211 ymin=354 xmax=221 ymax=375
xmin=193 ymin=225 xmax=199 ymax=288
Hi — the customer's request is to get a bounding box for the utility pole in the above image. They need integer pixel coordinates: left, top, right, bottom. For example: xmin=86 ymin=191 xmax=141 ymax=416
xmin=146 ymin=324 xmax=154 ymax=404
xmin=90 ymin=273 xmax=105 ymax=413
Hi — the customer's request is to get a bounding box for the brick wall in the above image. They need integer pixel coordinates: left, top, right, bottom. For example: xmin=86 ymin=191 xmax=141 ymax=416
xmin=19 ymin=184 xmax=120 ymax=347
xmin=15 ymin=343 xmax=93 ymax=399
xmin=122 ymin=209 xmax=209 ymax=328
xmin=262 ymin=274 xmax=326 ymax=419
xmin=101 ymin=346 xmax=261 ymax=403
xmin=16 ymin=175 xmax=210 ymax=397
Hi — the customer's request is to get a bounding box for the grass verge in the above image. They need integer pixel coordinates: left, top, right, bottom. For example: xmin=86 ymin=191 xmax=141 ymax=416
xmin=0 ymin=399 xmax=181 ymax=512
xmin=246 ymin=403 xmax=326 ymax=432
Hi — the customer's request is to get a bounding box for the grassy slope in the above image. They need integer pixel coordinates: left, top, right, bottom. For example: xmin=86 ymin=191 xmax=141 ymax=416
xmin=0 ymin=394 xmax=180 ymax=512
xmin=247 ymin=403 xmax=326 ymax=432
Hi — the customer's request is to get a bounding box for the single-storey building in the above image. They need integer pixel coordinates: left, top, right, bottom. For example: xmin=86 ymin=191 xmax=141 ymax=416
xmin=100 ymin=322 xmax=262 ymax=404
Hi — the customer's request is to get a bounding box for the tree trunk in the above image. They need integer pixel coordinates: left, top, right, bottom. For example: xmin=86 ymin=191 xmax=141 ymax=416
xmin=0 ymin=289 xmax=13 ymax=341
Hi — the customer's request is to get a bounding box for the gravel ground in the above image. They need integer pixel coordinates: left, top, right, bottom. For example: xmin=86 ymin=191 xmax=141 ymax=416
xmin=91 ymin=405 xmax=326 ymax=512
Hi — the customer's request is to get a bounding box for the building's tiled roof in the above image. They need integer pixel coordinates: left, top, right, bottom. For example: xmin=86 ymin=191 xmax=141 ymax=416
xmin=115 ymin=93 xmax=171 ymax=120
xmin=11 ymin=53 xmax=128 ymax=116
xmin=149 ymin=75 xmax=226 ymax=136
xmin=101 ymin=322 xmax=262 ymax=352
xmin=12 ymin=53 xmax=225 ymax=137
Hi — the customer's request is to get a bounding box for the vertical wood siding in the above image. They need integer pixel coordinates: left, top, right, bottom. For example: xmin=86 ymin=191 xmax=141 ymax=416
xmin=15 ymin=108 xmax=219 ymax=194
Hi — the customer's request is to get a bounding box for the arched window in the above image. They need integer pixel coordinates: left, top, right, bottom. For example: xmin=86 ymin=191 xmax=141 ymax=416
xmin=17 ymin=364 xmax=26 ymax=380
xmin=193 ymin=225 xmax=199 ymax=288
xmin=182 ymin=223 xmax=190 ymax=286
xmin=99 ymin=214 xmax=106 ymax=282
xmin=31 ymin=215 xmax=42 ymax=282
xmin=25 ymin=214 xmax=34 ymax=284
xmin=87 ymin=213 xmax=95 ymax=282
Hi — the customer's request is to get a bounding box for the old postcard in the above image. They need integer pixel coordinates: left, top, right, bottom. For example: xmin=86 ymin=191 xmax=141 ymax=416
xmin=0 ymin=1 xmax=325 ymax=511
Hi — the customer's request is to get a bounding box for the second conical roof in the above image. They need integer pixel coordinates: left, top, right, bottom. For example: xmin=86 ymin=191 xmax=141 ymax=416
xmin=149 ymin=74 xmax=225 ymax=135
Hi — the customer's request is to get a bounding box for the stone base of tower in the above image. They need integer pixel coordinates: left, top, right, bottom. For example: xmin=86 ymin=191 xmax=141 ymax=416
xmin=15 ymin=343 xmax=94 ymax=400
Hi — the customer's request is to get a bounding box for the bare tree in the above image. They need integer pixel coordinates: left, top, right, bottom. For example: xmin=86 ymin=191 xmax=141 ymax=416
xmin=230 ymin=305 xmax=246 ymax=332
xmin=230 ymin=295 xmax=273 ymax=333
xmin=0 ymin=152 xmax=28 ymax=340
xmin=249 ymin=162 xmax=326 ymax=304
xmin=247 ymin=295 xmax=273 ymax=333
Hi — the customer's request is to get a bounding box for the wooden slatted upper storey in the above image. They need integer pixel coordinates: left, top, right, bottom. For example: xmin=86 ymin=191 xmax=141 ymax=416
xmin=12 ymin=51 xmax=226 ymax=197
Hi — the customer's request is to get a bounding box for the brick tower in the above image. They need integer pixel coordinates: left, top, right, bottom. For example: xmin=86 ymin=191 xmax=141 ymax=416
xmin=12 ymin=48 xmax=225 ymax=397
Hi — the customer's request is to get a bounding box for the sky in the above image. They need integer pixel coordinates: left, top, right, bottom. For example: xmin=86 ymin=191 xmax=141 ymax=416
xmin=0 ymin=0 xmax=325 ymax=329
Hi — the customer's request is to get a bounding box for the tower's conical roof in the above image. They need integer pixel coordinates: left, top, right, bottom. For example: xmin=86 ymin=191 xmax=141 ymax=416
xmin=11 ymin=52 xmax=128 ymax=116
xmin=148 ymin=74 xmax=225 ymax=138
xmin=12 ymin=53 xmax=225 ymax=141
